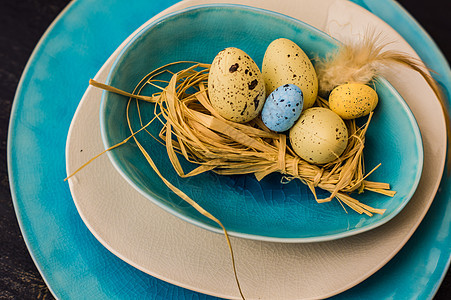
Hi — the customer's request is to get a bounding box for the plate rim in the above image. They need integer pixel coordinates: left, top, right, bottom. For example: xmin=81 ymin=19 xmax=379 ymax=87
xmin=6 ymin=1 xmax=78 ymax=298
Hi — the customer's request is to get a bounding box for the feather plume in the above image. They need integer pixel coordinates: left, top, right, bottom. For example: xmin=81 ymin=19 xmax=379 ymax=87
xmin=315 ymin=31 xmax=386 ymax=94
xmin=316 ymin=31 xmax=442 ymax=97
xmin=316 ymin=30 xmax=450 ymax=171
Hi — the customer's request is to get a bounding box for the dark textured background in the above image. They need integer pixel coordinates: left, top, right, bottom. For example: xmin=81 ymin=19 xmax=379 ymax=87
xmin=0 ymin=0 xmax=449 ymax=299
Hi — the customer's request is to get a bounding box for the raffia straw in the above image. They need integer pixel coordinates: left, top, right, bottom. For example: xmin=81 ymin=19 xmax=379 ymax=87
xmin=88 ymin=62 xmax=394 ymax=216
xmin=88 ymin=66 xmax=247 ymax=299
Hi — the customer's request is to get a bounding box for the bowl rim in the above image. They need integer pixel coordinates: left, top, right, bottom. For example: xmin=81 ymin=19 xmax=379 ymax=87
xmin=99 ymin=3 xmax=424 ymax=243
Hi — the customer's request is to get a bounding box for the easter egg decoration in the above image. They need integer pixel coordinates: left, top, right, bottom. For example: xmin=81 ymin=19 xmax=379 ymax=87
xmin=289 ymin=107 xmax=348 ymax=164
xmin=208 ymin=47 xmax=266 ymax=123
xmin=261 ymin=84 xmax=304 ymax=132
xmin=328 ymin=83 xmax=378 ymax=119
xmin=262 ymin=38 xmax=318 ymax=109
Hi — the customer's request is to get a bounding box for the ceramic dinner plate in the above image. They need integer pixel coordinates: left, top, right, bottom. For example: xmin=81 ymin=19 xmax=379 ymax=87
xmin=9 ymin=0 xmax=450 ymax=299
xmin=65 ymin=0 xmax=446 ymax=299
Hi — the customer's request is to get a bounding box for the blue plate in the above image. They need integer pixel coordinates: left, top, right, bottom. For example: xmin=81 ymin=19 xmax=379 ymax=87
xmin=100 ymin=4 xmax=423 ymax=242
xmin=8 ymin=0 xmax=450 ymax=298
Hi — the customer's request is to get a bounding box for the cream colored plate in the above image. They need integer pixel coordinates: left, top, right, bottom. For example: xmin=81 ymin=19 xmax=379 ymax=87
xmin=66 ymin=0 xmax=446 ymax=299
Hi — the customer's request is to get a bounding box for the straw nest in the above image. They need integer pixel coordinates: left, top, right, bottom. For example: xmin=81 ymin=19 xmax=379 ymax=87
xmin=90 ymin=61 xmax=396 ymax=217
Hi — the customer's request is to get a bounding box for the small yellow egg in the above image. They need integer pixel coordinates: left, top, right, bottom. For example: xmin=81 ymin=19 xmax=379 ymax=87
xmin=208 ymin=47 xmax=266 ymax=123
xmin=289 ymin=107 xmax=348 ymax=164
xmin=262 ymin=38 xmax=318 ymax=109
xmin=328 ymin=83 xmax=378 ymax=119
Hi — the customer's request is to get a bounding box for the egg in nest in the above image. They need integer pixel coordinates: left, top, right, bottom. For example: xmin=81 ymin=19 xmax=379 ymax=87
xmin=208 ymin=47 xmax=266 ymax=123
xmin=262 ymin=38 xmax=318 ymax=109
xmin=290 ymin=107 xmax=348 ymax=164
xmin=261 ymin=84 xmax=304 ymax=132
xmin=329 ymin=83 xmax=378 ymax=119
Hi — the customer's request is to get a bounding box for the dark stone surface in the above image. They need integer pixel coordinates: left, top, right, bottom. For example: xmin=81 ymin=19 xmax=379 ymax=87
xmin=0 ymin=0 xmax=449 ymax=299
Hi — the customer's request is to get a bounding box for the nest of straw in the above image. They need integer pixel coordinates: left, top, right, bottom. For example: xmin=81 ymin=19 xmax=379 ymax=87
xmin=91 ymin=61 xmax=395 ymax=216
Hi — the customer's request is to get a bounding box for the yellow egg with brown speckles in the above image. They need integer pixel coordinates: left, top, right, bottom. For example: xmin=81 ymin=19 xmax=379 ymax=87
xmin=328 ymin=83 xmax=378 ymax=119
xmin=208 ymin=47 xmax=266 ymax=123
xmin=289 ymin=107 xmax=348 ymax=164
xmin=262 ymin=38 xmax=318 ymax=109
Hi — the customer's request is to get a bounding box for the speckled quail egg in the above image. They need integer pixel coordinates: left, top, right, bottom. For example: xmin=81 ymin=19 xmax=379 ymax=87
xmin=328 ymin=83 xmax=378 ymax=119
xmin=262 ymin=38 xmax=318 ymax=109
xmin=289 ymin=107 xmax=348 ymax=164
xmin=208 ymin=47 xmax=266 ymax=123
xmin=261 ymin=84 xmax=304 ymax=132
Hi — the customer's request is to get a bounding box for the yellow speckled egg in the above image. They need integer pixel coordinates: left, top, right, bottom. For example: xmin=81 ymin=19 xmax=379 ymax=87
xmin=208 ymin=47 xmax=266 ymax=123
xmin=262 ymin=38 xmax=318 ymax=109
xmin=328 ymin=83 xmax=378 ymax=119
xmin=289 ymin=107 xmax=348 ymax=164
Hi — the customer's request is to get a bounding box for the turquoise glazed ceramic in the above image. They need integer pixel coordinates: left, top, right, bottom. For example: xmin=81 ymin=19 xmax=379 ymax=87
xmin=100 ymin=5 xmax=423 ymax=242
xmin=8 ymin=0 xmax=450 ymax=299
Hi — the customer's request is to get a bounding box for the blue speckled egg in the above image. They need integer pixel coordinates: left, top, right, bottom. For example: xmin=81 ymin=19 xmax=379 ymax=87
xmin=261 ymin=84 xmax=304 ymax=132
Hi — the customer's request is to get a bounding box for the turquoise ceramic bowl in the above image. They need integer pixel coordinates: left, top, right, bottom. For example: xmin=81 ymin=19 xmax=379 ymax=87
xmin=100 ymin=4 xmax=423 ymax=242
